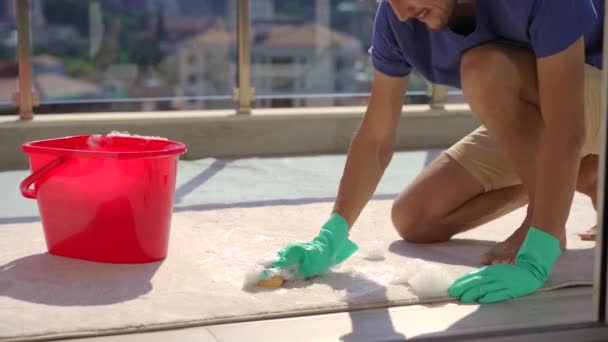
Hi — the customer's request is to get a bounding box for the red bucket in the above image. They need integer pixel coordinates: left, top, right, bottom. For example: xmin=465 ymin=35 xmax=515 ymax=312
xmin=20 ymin=134 xmax=187 ymax=263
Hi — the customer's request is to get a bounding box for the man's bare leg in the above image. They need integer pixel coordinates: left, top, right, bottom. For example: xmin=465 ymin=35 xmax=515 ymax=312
xmin=392 ymin=151 xmax=596 ymax=264
xmin=391 ymin=153 xmax=529 ymax=243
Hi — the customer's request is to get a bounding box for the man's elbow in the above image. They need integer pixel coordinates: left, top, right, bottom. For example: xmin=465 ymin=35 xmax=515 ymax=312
xmin=350 ymin=130 xmax=395 ymax=168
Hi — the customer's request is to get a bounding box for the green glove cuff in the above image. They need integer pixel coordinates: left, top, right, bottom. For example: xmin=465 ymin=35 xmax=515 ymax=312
xmin=323 ymin=213 xmax=350 ymax=240
xmin=516 ymin=227 xmax=562 ymax=280
xmin=319 ymin=213 xmax=359 ymax=264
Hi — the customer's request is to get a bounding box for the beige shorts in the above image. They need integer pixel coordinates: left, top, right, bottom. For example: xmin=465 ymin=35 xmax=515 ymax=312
xmin=444 ymin=64 xmax=602 ymax=191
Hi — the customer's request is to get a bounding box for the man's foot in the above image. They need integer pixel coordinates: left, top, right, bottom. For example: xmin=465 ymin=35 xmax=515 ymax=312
xmin=578 ymin=226 xmax=597 ymax=241
xmin=480 ymin=226 xmax=567 ymax=265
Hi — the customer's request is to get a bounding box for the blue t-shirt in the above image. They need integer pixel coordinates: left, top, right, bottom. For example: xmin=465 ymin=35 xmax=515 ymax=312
xmin=371 ymin=0 xmax=604 ymax=88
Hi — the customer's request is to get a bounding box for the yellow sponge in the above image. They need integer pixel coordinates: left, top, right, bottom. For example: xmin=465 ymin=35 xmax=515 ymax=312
xmin=256 ymin=276 xmax=284 ymax=288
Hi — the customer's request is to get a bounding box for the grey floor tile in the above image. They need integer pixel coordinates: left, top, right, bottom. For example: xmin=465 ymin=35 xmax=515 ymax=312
xmin=206 ymin=287 xmax=592 ymax=342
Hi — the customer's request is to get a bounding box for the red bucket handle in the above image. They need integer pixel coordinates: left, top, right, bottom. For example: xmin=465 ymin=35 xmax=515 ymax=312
xmin=20 ymin=157 xmax=64 ymax=199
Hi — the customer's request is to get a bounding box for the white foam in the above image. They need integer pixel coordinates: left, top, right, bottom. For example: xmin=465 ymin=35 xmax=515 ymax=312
xmin=242 ymin=253 xmax=454 ymax=299
xmin=362 ymin=244 xmax=386 ymax=261
xmin=106 ymin=130 xmax=168 ymax=140
xmin=242 ymin=264 xmax=268 ymax=289
xmin=241 ymin=258 xmax=298 ymax=289
xmin=86 ymin=131 xmax=168 ymax=149
xmin=386 ymin=260 xmax=421 ymax=285
xmin=86 ymin=134 xmax=103 ymax=148
xmin=407 ymin=264 xmax=455 ymax=298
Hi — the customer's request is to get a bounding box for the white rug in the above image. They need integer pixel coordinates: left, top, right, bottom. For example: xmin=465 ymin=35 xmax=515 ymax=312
xmin=0 ymin=195 xmax=596 ymax=342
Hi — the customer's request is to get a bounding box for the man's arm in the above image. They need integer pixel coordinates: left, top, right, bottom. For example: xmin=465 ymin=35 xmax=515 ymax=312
xmin=448 ymin=37 xmax=588 ymax=303
xmin=532 ymin=36 xmax=586 ymax=238
xmin=259 ymin=70 xmax=409 ymax=281
xmin=333 ymin=70 xmax=409 ymax=227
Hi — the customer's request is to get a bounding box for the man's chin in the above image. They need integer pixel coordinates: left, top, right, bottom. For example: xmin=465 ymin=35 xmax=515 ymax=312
xmin=420 ymin=17 xmax=448 ymax=31
xmin=426 ymin=22 xmax=447 ymax=31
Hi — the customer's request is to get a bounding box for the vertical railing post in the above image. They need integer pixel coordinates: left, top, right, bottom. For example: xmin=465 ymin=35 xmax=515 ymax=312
xmin=428 ymin=83 xmax=447 ymax=110
xmin=15 ymin=0 xmax=36 ymax=120
xmin=234 ymin=0 xmax=254 ymax=114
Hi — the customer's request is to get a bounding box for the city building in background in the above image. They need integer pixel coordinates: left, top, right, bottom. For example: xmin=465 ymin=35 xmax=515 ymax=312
xmin=0 ymin=0 xmax=430 ymax=114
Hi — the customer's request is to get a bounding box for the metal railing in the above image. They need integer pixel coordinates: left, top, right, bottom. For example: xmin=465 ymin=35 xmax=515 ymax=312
xmin=10 ymin=0 xmax=447 ymax=119
xmin=14 ymin=0 xmax=35 ymax=120
xmin=234 ymin=0 xmax=254 ymax=114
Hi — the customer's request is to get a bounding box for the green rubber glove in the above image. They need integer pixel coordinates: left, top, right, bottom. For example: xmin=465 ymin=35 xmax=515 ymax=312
xmin=448 ymin=227 xmax=562 ymax=303
xmin=266 ymin=213 xmax=359 ymax=278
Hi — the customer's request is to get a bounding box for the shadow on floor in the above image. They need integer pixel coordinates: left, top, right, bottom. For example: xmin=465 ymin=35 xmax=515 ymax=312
xmin=0 ymin=215 xmax=40 ymax=225
xmin=0 ymin=253 xmax=161 ymax=306
xmin=174 ymin=160 xmax=234 ymax=204
xmin=244 ymin=269 xmax=408 ymax=341
xmin=389 ymin=238 xmax=496 ymax=268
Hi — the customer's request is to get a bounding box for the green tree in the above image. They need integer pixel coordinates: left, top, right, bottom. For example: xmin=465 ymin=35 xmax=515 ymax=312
xmin=66 ymin=58 xmax=96 ymax=78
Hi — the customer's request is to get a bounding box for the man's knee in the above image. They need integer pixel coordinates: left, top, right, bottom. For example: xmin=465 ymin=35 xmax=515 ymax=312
xmin=461 ymin=44 xmax=507 ymax=91
xmin=390 ymin=198 xmax=450 ymax=243
xmin=460 ymin=44 xmax=538 ymax=110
